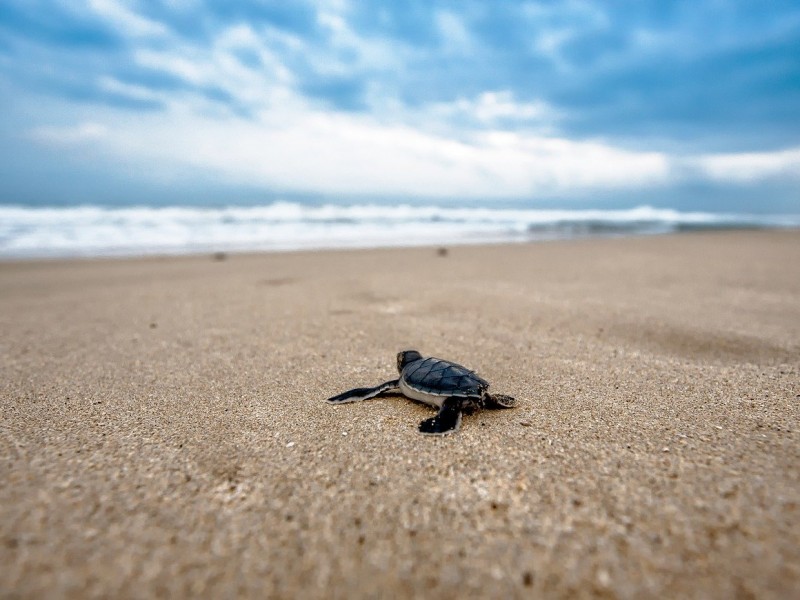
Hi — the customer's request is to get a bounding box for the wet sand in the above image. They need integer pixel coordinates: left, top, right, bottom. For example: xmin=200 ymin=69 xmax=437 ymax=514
xmin=1 ymin=231 xmax=798 ymax=598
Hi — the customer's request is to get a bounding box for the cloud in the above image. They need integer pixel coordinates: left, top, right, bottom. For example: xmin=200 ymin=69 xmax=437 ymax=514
xmin=694 ymin=148 xmax=800 ymax=183
xmin=87 ymin=0 xmax=168 ymax=38
xmin=544 ymin=4 xmax=800 ymax=150
xmin=2 ymin=0 xmax=800 ymax=209
xmin=429 ymin=91 xmax=559 ymax=128
xmin=28 ymin=121 xmax=108 ymax=144
xmin=6 ymin=1 xmax=798 ymax=148
xmin=435 ymin=10 xmax=473 ymax=55
xmin=37 ymin=96 xmax=668 ymax=199
xmin=97 ymin=75 xmax=162 ymax=103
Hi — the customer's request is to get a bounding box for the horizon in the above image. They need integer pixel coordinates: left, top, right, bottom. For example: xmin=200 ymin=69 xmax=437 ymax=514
xmin=1 ymin=1 xmax=799 ymax=213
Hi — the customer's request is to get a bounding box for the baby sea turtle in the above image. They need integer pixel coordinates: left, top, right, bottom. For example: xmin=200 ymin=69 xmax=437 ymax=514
xmin=327 ymin=350 xmax=516 ymax=435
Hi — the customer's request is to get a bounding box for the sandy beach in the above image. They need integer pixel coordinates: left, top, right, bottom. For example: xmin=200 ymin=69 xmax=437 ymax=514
xmin=1 ymin=231 xmax=798 ymax=598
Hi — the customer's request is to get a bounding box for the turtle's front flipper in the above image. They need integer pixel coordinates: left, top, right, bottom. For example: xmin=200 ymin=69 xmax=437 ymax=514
xmin=484 ymin=393 xmax=517 ymax=409
xmin=418 ymin=397 xmax=464 ymax=435
xmin=326 ymin=380 xmax=399 ymax=404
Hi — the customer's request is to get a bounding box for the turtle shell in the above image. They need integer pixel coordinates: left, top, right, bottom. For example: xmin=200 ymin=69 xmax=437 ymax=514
xmin=401 ymin=356 xmax=488 ymax=397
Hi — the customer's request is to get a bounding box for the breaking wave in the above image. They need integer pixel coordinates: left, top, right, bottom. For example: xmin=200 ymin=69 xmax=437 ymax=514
xmin=1 ymin=202 xmax=798 ymax=259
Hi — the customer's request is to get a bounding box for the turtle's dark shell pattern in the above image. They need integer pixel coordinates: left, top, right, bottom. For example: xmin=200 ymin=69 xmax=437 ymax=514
xmin=327 ymin=350 xmax=516 ymax=435
xmin=402 ymin=357 xmax=489 ymax=397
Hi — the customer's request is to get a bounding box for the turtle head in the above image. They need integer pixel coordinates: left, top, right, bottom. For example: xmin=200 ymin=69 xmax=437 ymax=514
xmin=397 ymin=349 xmax=422 ymax=373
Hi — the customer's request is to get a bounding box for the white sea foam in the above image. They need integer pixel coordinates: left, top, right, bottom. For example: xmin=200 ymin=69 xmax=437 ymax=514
xmin=0 ymin=202 xmax=797 ymax=259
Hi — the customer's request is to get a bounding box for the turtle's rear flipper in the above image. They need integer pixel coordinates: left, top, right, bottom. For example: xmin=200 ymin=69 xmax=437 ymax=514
xmin=418 ymin=397 xmax=463 ymax=435
xmin=326 ymin=380 xmax=399 ymax=404
xmin=484 ymin=393 xmax=516 ymax=409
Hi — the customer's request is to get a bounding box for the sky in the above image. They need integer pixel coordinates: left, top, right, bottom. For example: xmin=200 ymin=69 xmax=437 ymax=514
xmin=1 ymin=0 xmax=799 ymax=212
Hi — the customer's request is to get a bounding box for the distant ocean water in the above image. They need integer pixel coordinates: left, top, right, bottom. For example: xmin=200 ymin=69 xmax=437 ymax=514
xmin=1 ymin=202 xmax=798 ymax=259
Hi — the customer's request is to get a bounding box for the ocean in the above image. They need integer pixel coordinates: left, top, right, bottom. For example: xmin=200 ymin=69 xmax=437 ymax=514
xmin=1 ymin=202 xmax=798 ymax=259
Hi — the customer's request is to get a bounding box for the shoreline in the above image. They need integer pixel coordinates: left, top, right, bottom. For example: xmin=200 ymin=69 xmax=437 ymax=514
xmin=3 ymin=200 xmax=799 ymax=261
xmin=2 ymin=230 xmax=798 ymax=598
xmin=1 ymin=224 xmax=797 ymax=263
